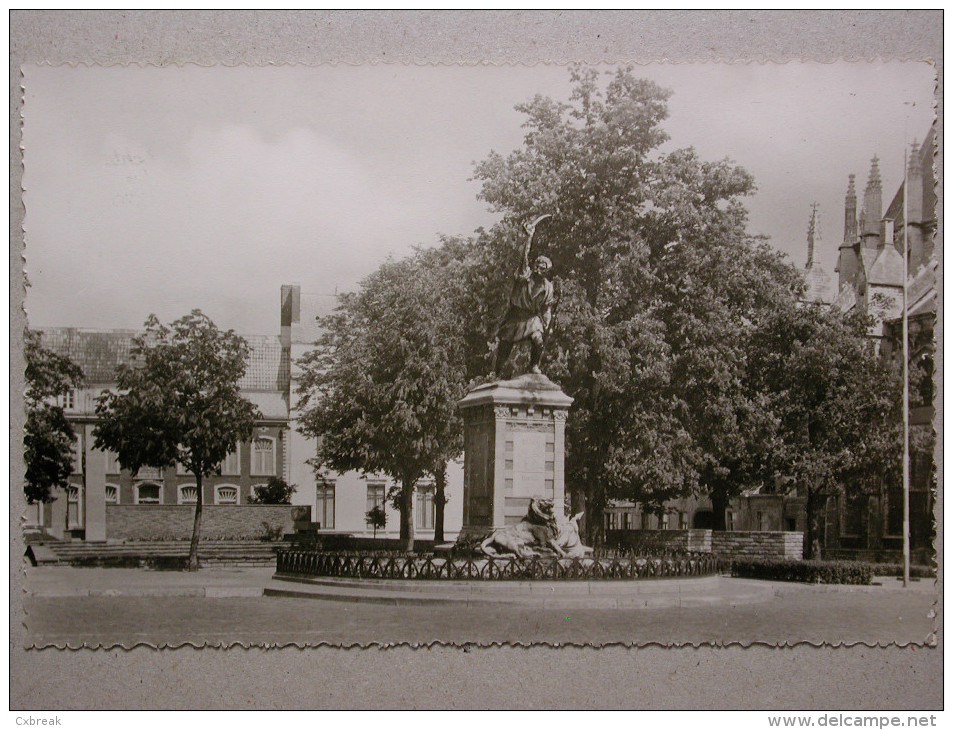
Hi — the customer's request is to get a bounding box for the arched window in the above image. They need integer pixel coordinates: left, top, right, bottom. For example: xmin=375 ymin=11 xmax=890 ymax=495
xmin=136 ymin=482 xmax=161 ymax=505
xmin=252 ymin=437 xmax=276 ymax=476
xmin=178 ymin=485 xmax=198 ymax=505
xmin=104 ymin=484 xmax=120 ymax=504
xmin=215 ymin=485 xmax=239 ymax=505
xmin=67 ymin=485 xmax=82 ymax=528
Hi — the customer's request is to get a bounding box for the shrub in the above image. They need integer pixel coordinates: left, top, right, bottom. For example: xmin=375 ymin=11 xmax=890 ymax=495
xmin=869 ymin=563 xmax=936 ymax=579
xmin=249 ymin=477 xmax=296 ymax=505
xmin=731 ymin=558 xmax=873 ymax=585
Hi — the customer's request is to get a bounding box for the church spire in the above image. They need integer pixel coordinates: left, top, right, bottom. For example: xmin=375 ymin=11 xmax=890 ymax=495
xmin=843 ymin=174 xmax=857 ymax=244
xmin=806 ymin=202 xmax=819 ymax=268
xmin=861 ymin=155 xmax=883 ymax=246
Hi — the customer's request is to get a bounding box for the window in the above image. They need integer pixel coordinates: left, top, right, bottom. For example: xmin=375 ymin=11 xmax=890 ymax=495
xmin=252 ymin=437 xmax=276 ymax=476
xmin=58 ymin=389 xmax=76 ymax=411
xmin=215 ymin=486 xmax=239 ymax=505
xmin=660 ymin=513 xmax=671 ymax=530
xmin=366 ymin=483 xmax=386 ymax=527
xmin=104 ymin=484 xmax=119 ymax=504
xmin=316 ymin=481 xmax=335 ymax=530
xmin=136 ymin=483 xmax=161 ymax=505
xmin=104 ymin=451 xmax=122 ymax=475
xmin=178 ymin=485 xmax=198 ymax=505
xmin=67 ymin=485 xmax=82 ymax=528
xmin=220 ymin=445 xmax=241 ymax=476
xmin=678 ymin=512 xmax=689 ymax=530
xmin=621 ymin=512 xmax=630 ymax=530
xmin=725 ymin=510 xmax=735 ymax=531
xmin=758 ymin=511 xmax=771 ymax=531
xmin=416 ymin=484 xmax=435 ymax=530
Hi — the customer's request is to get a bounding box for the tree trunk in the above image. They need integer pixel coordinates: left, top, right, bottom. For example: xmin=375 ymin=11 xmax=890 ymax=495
xmin=398 ymin=480 xmax=415 ymax=553
xmin=434 ymin=462 xmax=447 ymax=543
xmin=584 ymin=481 xmax=606 ymax=546
xmin=710 ymin=489 xmax=729 ymax=532
xmin=804 ymin=487 xmax=824 ymax=561
xmin=188 ymin=473 xmax=203 ymax=571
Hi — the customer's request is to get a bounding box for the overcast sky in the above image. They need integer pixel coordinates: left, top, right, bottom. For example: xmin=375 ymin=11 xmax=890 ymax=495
xmin=22 ymin=63 xmax=935 ymax=335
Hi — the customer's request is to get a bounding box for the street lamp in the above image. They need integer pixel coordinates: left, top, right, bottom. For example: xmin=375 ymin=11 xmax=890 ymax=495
xmin=901 ymin=133 xmax=911 ymax=589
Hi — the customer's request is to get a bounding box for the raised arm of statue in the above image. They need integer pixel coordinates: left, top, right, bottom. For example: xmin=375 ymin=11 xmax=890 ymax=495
xmin=520 ymin=214 xmax=552 ymax=273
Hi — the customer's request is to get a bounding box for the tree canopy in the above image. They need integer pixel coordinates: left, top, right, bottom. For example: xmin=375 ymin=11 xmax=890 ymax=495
xmin=472 ymin=66 xmax=806 ymax=539
xmin=745 ymin=304 xmax=905 ymax=558
xmin=24 ymin=330 xmax=85 ymax=505
xmin=297 ymin=240 xmax=482 ymax=550
xmin=298 ymin=65 xmax=905 ymax=551
xmin=94 ymin=311 xmax=260 ymax=569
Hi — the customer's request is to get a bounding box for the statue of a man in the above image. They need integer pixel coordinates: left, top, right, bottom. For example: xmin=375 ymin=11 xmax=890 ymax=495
xmin=493 ymin=216 xmax=556 ymax=375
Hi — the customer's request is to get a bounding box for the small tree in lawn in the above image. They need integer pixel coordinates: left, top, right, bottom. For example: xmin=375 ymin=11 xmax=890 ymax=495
xmin=249 ymin=477 xmax=296 ymax=505
xmin=24 ymin=330 xmax=85 ymax=509
xmin=94 ymin=311 xmax=260 ymax=570
xmin=366 ymin=504 xmax=387 ymax=538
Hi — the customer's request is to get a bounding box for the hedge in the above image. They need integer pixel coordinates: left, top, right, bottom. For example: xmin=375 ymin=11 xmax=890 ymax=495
xmin=731 ymin=558 xmax=873 ymax=585
xmin=869 ymin=563 xmax=936 ymax=579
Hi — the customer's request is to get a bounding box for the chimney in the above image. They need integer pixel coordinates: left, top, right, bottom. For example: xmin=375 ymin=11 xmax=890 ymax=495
xmin=280 ymin=284 xmax=301 ymax=347
xmin=881 ymin=218 xmax=895 ymax=252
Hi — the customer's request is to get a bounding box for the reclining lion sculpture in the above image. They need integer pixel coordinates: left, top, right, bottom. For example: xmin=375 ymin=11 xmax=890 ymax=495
xmin=479 ymin=498 xmax=593 ymax=559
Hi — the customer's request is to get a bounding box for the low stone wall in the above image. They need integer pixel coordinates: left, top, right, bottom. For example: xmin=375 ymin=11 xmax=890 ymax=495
xmin=291 ymin=534 xmax=441 ymax=552
xmin=606 ymin=529 xmax=803 ymax=560
xmin=711 ymin=531 xmax=803 ymax=561
xmin=105 ymin=504 xmax=304 ymax=541
xmin=606 ymin=529 xmax=712 ymax=553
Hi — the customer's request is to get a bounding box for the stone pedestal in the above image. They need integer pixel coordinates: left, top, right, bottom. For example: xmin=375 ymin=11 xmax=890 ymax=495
xmin=458 ymin=374 xmax=573 ymax=529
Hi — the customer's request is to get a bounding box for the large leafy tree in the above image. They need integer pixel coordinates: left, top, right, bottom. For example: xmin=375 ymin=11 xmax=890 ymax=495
xmin=745 ymin=305 xmax=904 ymax=559
xmin=297 ymin=240 xmax=482 ymax=550
xmin=472 ymin=66 xmax=803 ymax=540
xmin=24 ymin=330 xmax=85 ymax=506
xmin=94 ymin=311 xmax=260 ymax=570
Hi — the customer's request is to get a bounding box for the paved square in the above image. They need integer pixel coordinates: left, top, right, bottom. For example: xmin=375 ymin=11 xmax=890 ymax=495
xmin=22 ymin=569 xmax=936 ymax=647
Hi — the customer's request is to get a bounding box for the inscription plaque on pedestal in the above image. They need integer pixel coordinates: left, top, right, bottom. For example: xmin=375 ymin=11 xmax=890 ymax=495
xmin=458 ymin=373 xmax=573 ymax=529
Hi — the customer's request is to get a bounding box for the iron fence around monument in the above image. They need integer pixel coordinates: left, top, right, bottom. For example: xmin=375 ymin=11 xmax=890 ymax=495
xmin=275 ymin=549 xmax=721 ymax=581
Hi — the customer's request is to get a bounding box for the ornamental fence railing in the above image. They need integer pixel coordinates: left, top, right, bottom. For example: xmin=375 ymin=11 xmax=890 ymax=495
xmin=276 ymin=549 xmax=721 ymax=581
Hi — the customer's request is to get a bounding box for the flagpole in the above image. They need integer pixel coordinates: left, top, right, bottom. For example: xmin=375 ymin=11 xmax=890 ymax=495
xmin=902 ymin=140 xmax=911 ymax=588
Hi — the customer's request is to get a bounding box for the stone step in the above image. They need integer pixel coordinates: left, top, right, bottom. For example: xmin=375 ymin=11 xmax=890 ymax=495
xmin=27 ymin=541 xmax=282 ymax=567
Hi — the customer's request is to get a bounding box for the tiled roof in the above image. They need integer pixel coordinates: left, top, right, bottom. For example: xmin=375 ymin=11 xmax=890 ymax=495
xmin=37 ymin=328 xmax=288 ymax=393
xmin=37 ymin=329 xmax=137 ymax=383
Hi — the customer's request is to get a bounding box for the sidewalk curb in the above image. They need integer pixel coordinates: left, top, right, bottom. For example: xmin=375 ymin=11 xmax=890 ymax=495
xmin=30 ymin=587 xmax=266 ymax=598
